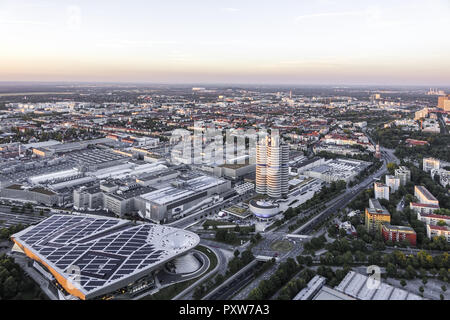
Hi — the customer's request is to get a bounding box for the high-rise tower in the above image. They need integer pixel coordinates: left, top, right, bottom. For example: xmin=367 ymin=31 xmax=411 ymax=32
xmin=256 ymin=135 xmax=289 ymax=198
xmin=255 ymin=137 xmax=268 ymax=194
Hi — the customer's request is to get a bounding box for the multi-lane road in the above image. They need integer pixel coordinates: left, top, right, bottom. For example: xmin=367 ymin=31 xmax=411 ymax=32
xmin=229 ymin=145 xmax=396 ymax=301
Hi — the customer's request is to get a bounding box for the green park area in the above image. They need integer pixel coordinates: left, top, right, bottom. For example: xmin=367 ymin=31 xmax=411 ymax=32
xmin=270 ymin=240 xmax=293 ymax=252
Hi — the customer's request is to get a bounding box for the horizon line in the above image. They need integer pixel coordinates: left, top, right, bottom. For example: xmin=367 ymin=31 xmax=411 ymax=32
xmin=0 ymin=80 xmax=449 ymax=89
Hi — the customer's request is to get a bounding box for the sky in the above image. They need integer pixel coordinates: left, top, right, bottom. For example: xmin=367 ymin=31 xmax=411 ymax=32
xmin=1 ymin=0 xmax=450 ymax=85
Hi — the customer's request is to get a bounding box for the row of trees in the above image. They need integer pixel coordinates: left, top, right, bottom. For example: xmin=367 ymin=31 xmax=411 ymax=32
xmin=193 ymin=249 xmax=255 ymax=300
xmin=214 ymin=229 xmax=240 ymax=245
xmin=247 ymin=258 xmax=299 ymax=300
xmin=277 ymin=268 xmax=316 ymax=300
xmin=303 ymin=235 xmax=327 ymax=254
xmin=395 ymin=134 xmax=450 ymax=165
xmin=0 ymin=224 xmax=27 ymax=240
xmin=0 ymin=254 xmax=46 ymax=299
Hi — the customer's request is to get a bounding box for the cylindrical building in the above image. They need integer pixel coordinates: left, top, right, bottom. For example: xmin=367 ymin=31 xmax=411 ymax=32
xmin=256 ymin=135 xmax=289 ymax=198
xmin=256 ymin=139 xmax=267 ymax=194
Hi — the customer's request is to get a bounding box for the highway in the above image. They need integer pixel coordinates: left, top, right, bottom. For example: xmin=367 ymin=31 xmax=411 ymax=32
xmin=230 ymin=143 xmax=395 ymax=300
xmin=172 ymin=244 xmax=227 ymax=300
xmin=291 ymin=162 xmax=387 ymax=235
xmin=202 ymin=259 xmax=259 ymax=300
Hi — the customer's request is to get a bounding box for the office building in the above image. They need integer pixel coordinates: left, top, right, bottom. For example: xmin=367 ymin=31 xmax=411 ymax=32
xmin=255 ymin=136 xmax=289 ymax=198
xmin=73 ymin=185 xmax=104 ymax=211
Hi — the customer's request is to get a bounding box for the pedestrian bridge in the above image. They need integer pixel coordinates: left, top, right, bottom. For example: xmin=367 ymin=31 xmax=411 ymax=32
xmin=284 ymin=234 xmax=312 ymax=240
xmin=255 ymin=255 xmax=279 ymax=262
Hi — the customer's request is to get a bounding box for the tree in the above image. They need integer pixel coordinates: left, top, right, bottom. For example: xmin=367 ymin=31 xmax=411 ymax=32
xmin=405 ymin=265 xmax=417 ymax=279
xmin=3 ymin=276 xmax=18 ymax=299
xmin=400 ymin=279 xmax=407 ymax=287
xmin=441 ymin=285 xmax=447 ymax=292
xmin=215 ymin=274 xmax=225 ymax=285
xmin=437 ymin=220 xmax=447 ymax=227
xmin=386 ymin=263 xmax=397 ymax=278
xmin=387 ymin=162 xmax=397 ymax=174
xmin=234 ymin=249 xmax=240 ymax=258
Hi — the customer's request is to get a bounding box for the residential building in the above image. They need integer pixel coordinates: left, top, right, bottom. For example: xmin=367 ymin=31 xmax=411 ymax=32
xmin=414 ymin=185 xmax=439 ymax=206
xmin=423 ymin=157 xmax=440 ymax=172
xmin=410 ymin=202 xmax=440 ymax=215
xmin=426 ymin=224 xmax=450 ymax=242
xmin=381 ymin=223 xmax=417 ymax=246
xmin=374 ymin=182 xmax=389 ymax=201
xmin=385 ymin=175 xmax=400 ymax=193
xmin=365 ymin=198 xmax=391 ymax=233
xmin=417 ymin=212 xmax=450 ymax=226
xmin=394 ymin=166 xmax=411 ymax=186
xmin=437 ymin=95 xmax=450 ymax=111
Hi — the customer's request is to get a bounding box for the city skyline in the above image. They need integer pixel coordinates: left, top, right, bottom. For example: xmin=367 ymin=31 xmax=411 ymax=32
xmin=1 ymin=0 xmax=450 ymax=85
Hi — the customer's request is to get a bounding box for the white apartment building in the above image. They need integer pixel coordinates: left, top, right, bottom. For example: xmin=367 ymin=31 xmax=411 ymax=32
xmin=394 ymin=166 xmax=411 ymax=186
xmin=374 ymin=182 xmax=390 ymax=201
xmin=423 ymin=157 xmax=440 ymax=173
xmin=385 ymin=175 xmax=400 ymax=193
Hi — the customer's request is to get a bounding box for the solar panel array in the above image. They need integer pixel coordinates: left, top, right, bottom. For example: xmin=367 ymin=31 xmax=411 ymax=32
xmin=13 ymin=214 xmax=199 ymax=298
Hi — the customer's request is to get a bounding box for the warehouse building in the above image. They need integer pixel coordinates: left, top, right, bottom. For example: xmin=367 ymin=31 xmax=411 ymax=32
xmin=136 ymin=175 xmax=231 ymax=223
xmin=0 ymin=184 xmax=61 ymax=206
xmin=304 ymin=158 xmax=370 ymax=183
xmin=335 ymin=271 xmax=422 ymax=300
xmin=104 ymin=185 xmax=157 ymax=217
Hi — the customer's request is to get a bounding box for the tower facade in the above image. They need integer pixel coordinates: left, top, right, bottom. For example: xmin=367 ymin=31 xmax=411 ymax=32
xmin=256 ymin=135 xmax=289 ymax=198
xmin=255 ymin=138 xmax=267 ymax=194
xmin=375 ymin=143 xmax=381 ymax=159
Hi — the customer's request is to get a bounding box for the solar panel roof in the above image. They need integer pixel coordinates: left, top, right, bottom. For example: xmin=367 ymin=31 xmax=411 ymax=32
xmin=12 ymin=214 xmax=200 ymax=299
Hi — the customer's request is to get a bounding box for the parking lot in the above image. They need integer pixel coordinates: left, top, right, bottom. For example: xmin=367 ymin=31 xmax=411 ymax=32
xmin=0 ymin=211 xmax=46 ymax=228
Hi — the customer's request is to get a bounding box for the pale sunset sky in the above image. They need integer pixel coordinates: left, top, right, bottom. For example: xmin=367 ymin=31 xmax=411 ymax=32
xmin=1 ymin=0 xmax=449 ymax=85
